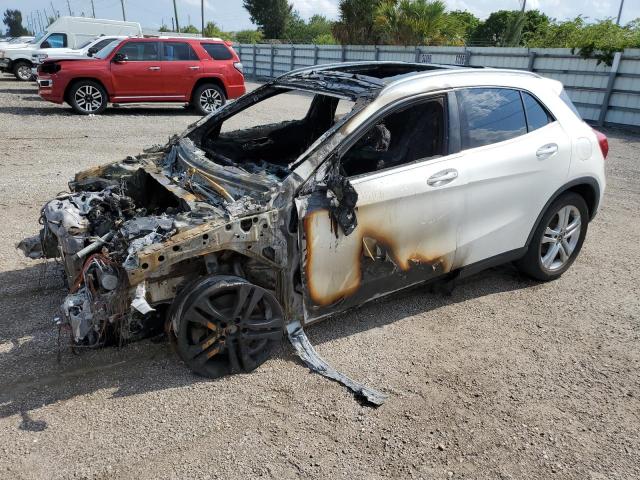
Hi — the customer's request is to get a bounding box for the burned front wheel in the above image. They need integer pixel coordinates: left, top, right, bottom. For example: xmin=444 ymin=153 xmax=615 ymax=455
xmin=172 ymin=276 xmax=284 ymax=378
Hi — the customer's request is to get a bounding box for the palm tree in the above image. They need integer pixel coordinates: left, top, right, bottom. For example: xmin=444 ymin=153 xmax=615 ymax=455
xmin=374 ymin=0 xmax=453 ymax=45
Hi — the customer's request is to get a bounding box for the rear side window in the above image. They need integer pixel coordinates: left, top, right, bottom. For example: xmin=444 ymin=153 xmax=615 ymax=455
xmin=163 ymin=42 xmax=198 ymax=61
xmin=560 ymin=89 xmax=582 ymax=119
xmin=202 ymin=43 xmax=233 ymax=60
xmin=117 ymin=41 xmax=159 ymax=61
xmin=457 ymin=88 xmax=527 ymax=149
xmin=522 ymin=92 xmax=553 ymax=132
xmin=43 ymin=33 xmax=67 ymax=48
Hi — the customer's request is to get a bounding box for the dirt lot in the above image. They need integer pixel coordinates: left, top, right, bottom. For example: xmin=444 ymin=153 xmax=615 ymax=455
xmin=0 ymin=74 xmax=638 ymax=480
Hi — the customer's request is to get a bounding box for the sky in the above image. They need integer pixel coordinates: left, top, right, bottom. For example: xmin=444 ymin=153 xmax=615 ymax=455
xmin=6 ymin=0 xmax=640 ymax=33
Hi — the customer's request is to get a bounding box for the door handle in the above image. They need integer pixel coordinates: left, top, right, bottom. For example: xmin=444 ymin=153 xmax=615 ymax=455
xmin=536 ymin=143 xmax=558 ymax=160
xmin=188 ymin=66 xmax=200 ymax=70
xmin=148 ymin=66 xmax=160 ymax=71
xmin=427 ymin=168 xmax=458 ymax=187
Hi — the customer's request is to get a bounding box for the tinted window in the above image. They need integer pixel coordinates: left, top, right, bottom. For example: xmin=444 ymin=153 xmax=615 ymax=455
xmin=202 ymin=43 xmax=233 ymax=60
xmin=457 ymin=88 xmax=527 ymax=149
xmin=43 ymin=33 xmax=67 ymax=48
xmin=117 ymin=41 xmax=159 ymax=61
xmin=163 ymin=42 xmax=198 ymax=61
xmin=560 ymin=89 xmax=582 ymax=119
xmin=93 ymin=38 xmax=117 ymax=52
xmin=522 ymin=92 xmax=552 ymax=132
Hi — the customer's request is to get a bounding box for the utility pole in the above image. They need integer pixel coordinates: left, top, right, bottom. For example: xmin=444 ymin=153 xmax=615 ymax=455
xmin=65 ymin=0 xmax=72 ymax=15
xmin=171 ymin=17 xmax=175 ymax=31
xmin=520 ymin=0 xmax=527 ymax=12
xmin=616 ymin=0 xmax=625 ymax=25
xmin=201 ymin=0 xmax=205 ymax=34
xmin=173 ymin=0 xmax=180 ymax=32
xmin=91 ymin=0 xmax=96 ymax=18
xmin=51 ymin=2 xmax=58 ymax=19
xmin=36 ymin=11 xmax=44 ymax=31
xmin=120 ymin=0 xmax=127 ymax=21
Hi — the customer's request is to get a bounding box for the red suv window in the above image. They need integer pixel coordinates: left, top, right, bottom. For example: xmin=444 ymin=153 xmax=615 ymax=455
xmin=163 ymin=42 xmax=199 ymax=61
xmin=201 ymin=43 xmax=233 ymax=60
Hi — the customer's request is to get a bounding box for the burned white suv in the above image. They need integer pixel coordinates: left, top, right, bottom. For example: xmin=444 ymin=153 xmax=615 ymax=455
xmin=19 ymin=62 xmax=607 ymax=400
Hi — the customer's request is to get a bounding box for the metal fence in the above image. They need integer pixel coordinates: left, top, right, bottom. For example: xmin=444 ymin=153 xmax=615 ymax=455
xmin=235 ymin=44 xmax=640 ymax=129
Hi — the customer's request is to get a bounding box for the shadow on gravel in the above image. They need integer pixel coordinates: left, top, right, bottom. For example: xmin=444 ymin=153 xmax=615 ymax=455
xmin=0 ymin=88 xmax=37 ymax=94
xmin=0 ymin=105 xmax=199 ymax=117
xmin=0 ymin=261 xmax=535 ymax=427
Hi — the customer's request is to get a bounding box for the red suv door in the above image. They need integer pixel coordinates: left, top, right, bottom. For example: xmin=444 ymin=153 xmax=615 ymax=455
xmin=159 ymin=41 xmax=201 ymax=100
xmin=110 ymin=40 xmax=164 ymax=99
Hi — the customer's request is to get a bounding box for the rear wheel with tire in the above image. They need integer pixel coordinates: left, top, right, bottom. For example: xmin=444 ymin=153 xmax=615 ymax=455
xmin=172 ymin=275 xmax=284 ymax=378
xmin=68 ymin=80 xmax=108 ymax=115
xmin=192 ymin=83 xmax=226 ymax=116
xmin=516 ymin=192 xmax=589 ymax=281
xmin=13 ymin=61 xmax=32 ymax=81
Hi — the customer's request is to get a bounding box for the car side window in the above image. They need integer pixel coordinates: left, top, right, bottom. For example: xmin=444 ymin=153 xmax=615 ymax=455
xmin=163 ymin=42 xmax=198 ymax=61
xmin=201 ymin=43 xmax=233 ymax=60
xmin=43 ymin=33 xmax=67 ymax=48
xmin=117 ymin=41 xmax=159 ymax=61
xmin=522 ymin=92 xmax=553 ymax=132
xmin=340 ymin=96 xmax=446 ymax=178
xmin=457 ymin=88 xmax=527 ymax=149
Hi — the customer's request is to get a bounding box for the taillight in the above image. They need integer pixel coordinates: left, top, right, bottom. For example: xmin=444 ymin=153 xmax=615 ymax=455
xmin=233 ymin=61 xmax=243 ymax=74
xmin=593 ymin=128 xmax=609 ymax=159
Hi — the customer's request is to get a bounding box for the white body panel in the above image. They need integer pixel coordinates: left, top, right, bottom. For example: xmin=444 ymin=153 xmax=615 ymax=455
xmin=292 ymin=66 xmax=606 ymax=323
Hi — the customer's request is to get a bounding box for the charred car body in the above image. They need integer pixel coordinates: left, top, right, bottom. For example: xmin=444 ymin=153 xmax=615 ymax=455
xmin=20 ymin=62 xmax=606 ymax=389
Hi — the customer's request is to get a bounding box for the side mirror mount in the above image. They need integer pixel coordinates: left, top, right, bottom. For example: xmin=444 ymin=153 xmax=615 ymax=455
xmin=41 ymin=41 xmax=51 ymax=49
xmin=325 ymin=169 xmax=358 ymax=236
xmin=113 ymin=52 xmax=127 ymax=63
xmin=87 ymin=46 xmax=98 ymax=56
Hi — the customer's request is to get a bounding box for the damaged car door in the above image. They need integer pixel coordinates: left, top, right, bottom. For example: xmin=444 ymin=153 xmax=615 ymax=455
xmin=297 ymin=92 xmax=466 ymax=322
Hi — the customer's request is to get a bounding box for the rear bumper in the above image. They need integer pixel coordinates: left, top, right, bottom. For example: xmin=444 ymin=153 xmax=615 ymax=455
xmin=226 ymin=83 xmax=245 ymax=99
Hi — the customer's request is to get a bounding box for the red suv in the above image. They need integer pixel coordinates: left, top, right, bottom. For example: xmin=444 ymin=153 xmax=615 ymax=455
xmin=36 ymin=37 xmax=246 ymax=115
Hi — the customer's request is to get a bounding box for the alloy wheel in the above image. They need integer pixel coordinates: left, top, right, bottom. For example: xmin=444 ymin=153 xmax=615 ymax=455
xmin=17 ymin=64 xmax=31 ymax=80
xmin=199 ymin=88 xmax=223 ymax=113
xmin=539 ymin=205 xmax=582 ymax=271
xmin=179 ymin=280 xmax=283 ymax=374
xmin=74 ymin=85 xmax=103 ymax=113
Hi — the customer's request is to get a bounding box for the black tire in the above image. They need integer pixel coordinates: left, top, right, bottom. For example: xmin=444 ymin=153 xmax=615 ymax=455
xmin=171 ymin=275 xmax=284 ymax=378
xmin=13 ymin=60 xmax=32 ymax=81
xmin=192 ymin=83 xmax=226 ymax=116
xmin=68 ymin=80 xmax=108 ymax=115
xmin=516 ymin=192 xmax=589 ymax=281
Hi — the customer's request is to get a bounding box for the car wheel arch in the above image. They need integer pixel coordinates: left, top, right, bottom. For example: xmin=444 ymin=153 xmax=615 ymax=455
xmin=190 ymin=76 xmax=227 ymax=101
xmin=525 ymin=177 xmax=600 ymax=248
xmin=64 ymin=77 xmax=110 ymax=104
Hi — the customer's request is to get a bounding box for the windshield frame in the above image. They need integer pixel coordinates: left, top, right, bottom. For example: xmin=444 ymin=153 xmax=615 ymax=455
xmin=29 ymin=32 xmax=45 ymax=44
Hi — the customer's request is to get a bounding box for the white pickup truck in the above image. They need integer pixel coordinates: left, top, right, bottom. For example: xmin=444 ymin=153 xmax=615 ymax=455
xmin=0 ymin=17 xmax=141 ymax=80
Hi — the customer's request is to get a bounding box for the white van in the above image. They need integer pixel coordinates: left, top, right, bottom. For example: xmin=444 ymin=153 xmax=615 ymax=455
xmin=0 ymin=17 xmax=142 ymax=80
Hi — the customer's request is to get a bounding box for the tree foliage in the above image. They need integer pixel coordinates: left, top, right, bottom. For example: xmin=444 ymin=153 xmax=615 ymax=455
xmin=180 ymin=25 xmax=200 ymax=34
xmin=470 ymin=10 xmax=549 ymax=46
xmin=203 ymin=21 xmax=233 ymax=41
xmin=243 ymin=0 xmax=292 ymax=39
xmin=284 ymin=12 xmax=335 ymax=43
xmin=234 ymin=29 xmax=265 ymax=44
xmin=527 ymin=16 xmax=640 ymax=65
xmin=373 ymin=0 xmax=465 ymax=46
xmin=333 ymin=0 xmax=382 ymax=44
xmin=3 ymin=9 xmax=29 ymax=36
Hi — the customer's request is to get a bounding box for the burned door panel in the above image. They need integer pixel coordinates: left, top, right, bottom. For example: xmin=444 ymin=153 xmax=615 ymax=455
xmin=298 ymin=156 xmax=465 ymax=323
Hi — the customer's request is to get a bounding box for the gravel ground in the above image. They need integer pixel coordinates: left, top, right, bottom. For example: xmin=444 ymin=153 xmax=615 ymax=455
xmin=0 ymin=74 xmax=639 ymax=480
